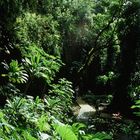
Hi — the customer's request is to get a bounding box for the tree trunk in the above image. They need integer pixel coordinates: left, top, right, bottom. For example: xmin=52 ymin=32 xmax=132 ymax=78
xmin=109 ymin=20 xmax=139 ymax=116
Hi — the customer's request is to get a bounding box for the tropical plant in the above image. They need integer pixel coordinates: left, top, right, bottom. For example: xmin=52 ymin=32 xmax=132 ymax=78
xmin=15 ymin=12 xmax=61 ymax=56
xmin=54 ymin=123 xmax=78 ymax=140
xmin=131 ymin=100 xmax=140 ymax=117
xmin=0 ymin=83 xmax=20 ymax=99
xmin=2 ymin=60 xmax=28 ymax=84
xmin=0 ymin=93 xmax=113 ymax=140
xmin=1 ymin=96 xmax=50 ymax=139
xmin=23 ymin=45 xmax=62 ymax=84
xmin=53 ymin=121 xmax=112 ymax=140
xmin=46 ymin=78 xmax=74 ymax=121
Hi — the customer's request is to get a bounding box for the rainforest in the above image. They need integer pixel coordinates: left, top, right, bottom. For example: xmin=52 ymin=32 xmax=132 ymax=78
xmin=0 ymin=0 xmax=140 ymax=139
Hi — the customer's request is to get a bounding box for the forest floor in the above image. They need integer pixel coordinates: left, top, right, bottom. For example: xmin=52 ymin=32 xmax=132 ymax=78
xmin=72 ymin=96 xmax=140 ymax=140
xmin=72 ymin=96 xmax=110 ymax=121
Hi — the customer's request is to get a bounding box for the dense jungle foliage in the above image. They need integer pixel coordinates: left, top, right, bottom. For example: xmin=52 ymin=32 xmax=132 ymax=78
xmin=0 ymin=0 xmax=140 ymax=139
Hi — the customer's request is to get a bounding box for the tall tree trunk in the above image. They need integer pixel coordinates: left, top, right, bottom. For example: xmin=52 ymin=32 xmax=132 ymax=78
xmin=109 ymin=13 xmax=139 ymax=116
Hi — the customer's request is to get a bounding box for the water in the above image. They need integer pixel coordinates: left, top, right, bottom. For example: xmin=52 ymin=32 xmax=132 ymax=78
xmin=73 ymin=97 xmax=96 ymax=122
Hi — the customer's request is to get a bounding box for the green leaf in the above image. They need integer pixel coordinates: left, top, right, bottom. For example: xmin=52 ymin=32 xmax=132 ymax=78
xmin=54 ymin=124 xmax=78 ymax=140
xmin=22 ymin=130 xmax=37 ymax=140
xmin=37 ymin=115 xmax=50 ymax=132
xmin=93 ymin=132 xmax=112 ymax=140
xmin=72 ymin=123 xmax=86 ymax=134
xmin=135 ymin=100 xmax=140 ymax=105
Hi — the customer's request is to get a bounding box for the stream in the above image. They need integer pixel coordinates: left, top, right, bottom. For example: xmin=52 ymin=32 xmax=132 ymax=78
xmin=75 ymin=97 xmax=96 ymax=122
xmin=72 ymin=97 xmax=137 ymax=140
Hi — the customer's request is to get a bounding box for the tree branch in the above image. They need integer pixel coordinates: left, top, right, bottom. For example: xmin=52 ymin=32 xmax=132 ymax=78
xmin=78 ymin=5 xmax=122 ymax=75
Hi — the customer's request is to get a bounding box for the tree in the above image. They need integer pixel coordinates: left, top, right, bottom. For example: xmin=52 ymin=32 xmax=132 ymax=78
xmin=76 ymin=0 xmax=122 ymax=93
xmin=110 ymin=0 xmax=140 ymax=116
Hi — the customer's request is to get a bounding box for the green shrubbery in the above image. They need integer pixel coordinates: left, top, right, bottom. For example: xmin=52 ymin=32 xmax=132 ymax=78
xmin=0 ymin=77 xmax=75 ymax=139
xmin=1 ymin=0 xmax=140 ymax=139
xmin=15 ymin=12 xmax=61 ymax=56
xmin=0 ymin=93 xmax=112 ymax=140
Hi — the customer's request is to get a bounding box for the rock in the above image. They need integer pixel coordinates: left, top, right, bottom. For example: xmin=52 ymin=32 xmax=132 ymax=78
xmin=40 ymin=133 xmax=51 ymax=140
xmin=76 ymin=97 xmax=96 ymax=122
